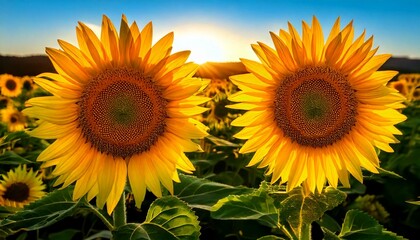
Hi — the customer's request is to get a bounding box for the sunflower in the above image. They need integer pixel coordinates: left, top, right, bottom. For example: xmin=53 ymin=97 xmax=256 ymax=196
xmin=0 ymin=74 xmax=22 ymax=97
xmin=203 ymin=78 xmax=235 ymax=98
xmin=0 ymin=96 xmax=13 ymax=109
xmin=23 ymin=15 xmax=208 ymax=214
xmin=202 ymin=93 xmax=239 ymax=131
xmin=389 ymin=74 xmax=420 ymax=101
xmin=21 ymin=76 xmax=35 ymax=91
xmin=388 ymin=79 xmax=409 ymax=97
xmin=195 ymin=76 xmax=239 ymax=131
xmin=0 ymin=165 xmax=46 ymax=209
xmin=229 ymin=16 xmax=406 ymax=194
xmin=1 ymin=107 xmax=27 ymax=132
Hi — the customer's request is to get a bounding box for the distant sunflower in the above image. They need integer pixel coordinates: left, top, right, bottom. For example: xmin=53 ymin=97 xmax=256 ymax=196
xmin=203 ymin=93 xmax=239 ymax=131
xmin=0 ymin=96 xmax=13 ymax=109
xmin=390 ymin=74 xmax=420 ymax=101
xmin=196 ymin=77 xmax=238 ymax=131
xmin=204 ymin=78 xmax=235 ymax=98
xmin=21 ymin=76 xmax=35 ymax=91
xmin=229 ymin=17 xmax=406 ymax=193
xmin=23 ymin=15 xmax=208 ymax=214
xmin=0 ymin=74 xmax=22 ymax=97
xmin=388 ymin=79 xmax=409 ymax=97
xmin=1 ymin=107 xmax=27 ymax=132
xmin=0 ymin=165 xmax=46 ymax=209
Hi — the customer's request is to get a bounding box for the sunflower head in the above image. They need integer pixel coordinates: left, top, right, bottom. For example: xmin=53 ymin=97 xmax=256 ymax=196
xmin=0 ymin=74 xmax=22 ymax=97
xmin=388 ymin=79 xmax=409 ymax=97
xmin=0 ymin=96 xmax=13 ymax=109
xmin=390 ymin=74 xmax=420 ymax=101
xmin=201 ymin=93 xmax=239 ymax=132
xmin=23 ymin=15 xmax=208 ymax=214
xmin=0 ymin=165 xmax=46 ymax=209
xmin=229 ymin=16 xmax=406 ymax=194
xmin=21 ymin=76 xmax=35 ymax=91
xmin=1 ymin=107 xmax=27 ymax=132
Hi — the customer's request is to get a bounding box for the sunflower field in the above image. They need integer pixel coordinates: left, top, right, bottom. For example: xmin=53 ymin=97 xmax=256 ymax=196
xmin=0 ymin=15 xmax=419 ymax=240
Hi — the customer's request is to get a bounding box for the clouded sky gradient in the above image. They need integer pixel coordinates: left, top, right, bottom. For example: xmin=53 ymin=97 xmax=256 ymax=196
xmin=1 ymin=0 xmax=419 ymax=63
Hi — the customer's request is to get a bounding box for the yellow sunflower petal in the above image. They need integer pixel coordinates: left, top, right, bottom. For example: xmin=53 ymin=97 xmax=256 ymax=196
xmin=231 ymin=16 xmax=405 ymax=195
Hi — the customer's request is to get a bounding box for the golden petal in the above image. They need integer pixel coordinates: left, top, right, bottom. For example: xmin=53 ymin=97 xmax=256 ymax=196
xmin=128 ymin=157 xmax=147 ymax=208
xmin=96 ymin=155 xmax=116 ymax=209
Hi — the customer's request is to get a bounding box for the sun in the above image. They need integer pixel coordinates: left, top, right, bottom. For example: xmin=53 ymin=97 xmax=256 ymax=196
xmin=171 ymin=25 xmax=229 ymax=64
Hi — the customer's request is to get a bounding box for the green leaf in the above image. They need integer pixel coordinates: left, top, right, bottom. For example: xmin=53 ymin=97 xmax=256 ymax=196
xmin=205 ymin=135 xmax=240 ymax=147
xmin=0 ymin=151 xmax=33 ymax=165
xmin=84 ymin=230 xmax=112 ymax=240
xmin=406 ymin=198 xmax=420 ymax=205
xmin=211 ymin=171 xmax=244 ymax=186
xmin=211 ymin=188 xmax=278 ymax=228
xmin=278 ymin=187 xmax=346 ymax=237
xmin=145 ymin=196 xmax=200 ymax=240
xmin=114 ymin=196 xmax=200 ymax=240
xmin=0 ymin=186 xmax=81 ymax=237
xmin=174 ymin=174 xmax=253 ymax=210
xmin=113 ymin=223 xmax=178 ymax=240
xmin=339 ymin=210 xmax=406 ymax=240
xmin=322 ymin=227 xmax=341 ymax=240
xmin=257 ymin=235 xmax=286 ymax=240
xmin=317 ymin=214 xmax=341 ymax=234
xmin=371 ymin=167 xmax=405 ymax=180
xmin=48 ymin=229 xmax=80 ymax=240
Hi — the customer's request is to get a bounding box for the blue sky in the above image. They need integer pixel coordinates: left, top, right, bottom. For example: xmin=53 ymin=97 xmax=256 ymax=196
xmin=1 ymin=0 xmax=419 ymax=63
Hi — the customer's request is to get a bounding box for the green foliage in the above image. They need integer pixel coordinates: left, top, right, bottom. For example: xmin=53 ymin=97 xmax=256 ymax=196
xmin=174 ymin=174 xmax=253 ymax=210
xmin=335 ymin=210 xmax=406 ymax=239
xmin=0 ymin=151 xmax=33 ymax=166
xmin=278 ymin=187 xmax=346 ymax=237
xmin=257 ymin=236 xmax=286 ymax=240
xmin=211 ymin=186 xmax=278 ymax=228
xmin=209 ymin=182 xmax=348 ymax=239
xmin=114 ymin=196 xmax=200 ymax=240
xmin=0 ymin=186 xmax=81 ymax=237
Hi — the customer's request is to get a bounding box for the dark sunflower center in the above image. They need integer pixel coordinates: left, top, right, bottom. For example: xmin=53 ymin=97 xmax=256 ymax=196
xmin=214 ymin=99 xmax=229 ymax=119
xmin=274 ymin=66 xmax=357 ymax=147
xmin=78 ymin=68 xmax=167 ymax=159
xmin=0 ymin=99 xmax=9 ymax=109
xmin=6 ymin=79 xmax=17 ymax=91
xmin=10 ymin=115 xmax=18 ymax=123
xmin=23 ymin=81 xmax=33 ymax=91
xmin=3 ymin=182 xmax=30 ymax=202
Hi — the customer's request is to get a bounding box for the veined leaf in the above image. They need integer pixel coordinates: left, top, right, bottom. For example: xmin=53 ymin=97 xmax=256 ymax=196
xmin=339 ymin=210 xmax=406 ymax=240
xmin=113 ymin=223 xmax=178 ymax=240
xmin=174 ymin=174 xmax=253 ymax=210
xmin=0 ymin=186 xmax=81 ymax=237
xmin=114 ymin=196 xmax=200 ymax=240
xmin=145 ymin=196 xmax=200 ymax=240
xmin=210 ymin=189 xmax=278 ymax=228
xmin=0 ymin=151 xmax=33 ymax=165
xmin=278 ymin=187 xmax=346 ymax=237
xmin=257 ymin=235 xmax=286 ymax=240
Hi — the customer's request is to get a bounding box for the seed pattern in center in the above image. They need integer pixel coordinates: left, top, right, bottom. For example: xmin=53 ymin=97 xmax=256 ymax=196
xmin=78 ymin=68 xmax=167 ymax=158
xmin=274 ymin=66 xmax=358 ymax=147
xmin=4 ymin=182 xmax=30 ymax=202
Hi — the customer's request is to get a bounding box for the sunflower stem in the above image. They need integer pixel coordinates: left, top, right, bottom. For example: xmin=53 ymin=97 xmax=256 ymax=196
xmin=299 ymin=223 xmax=311 ymax=240
xmin=113 ymin=191 xmax=127 ymax=228
xmin=280 ymin=224 xmax=298 ymax=240
xmin=87 ymin=203 xmax=114 ymax=230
